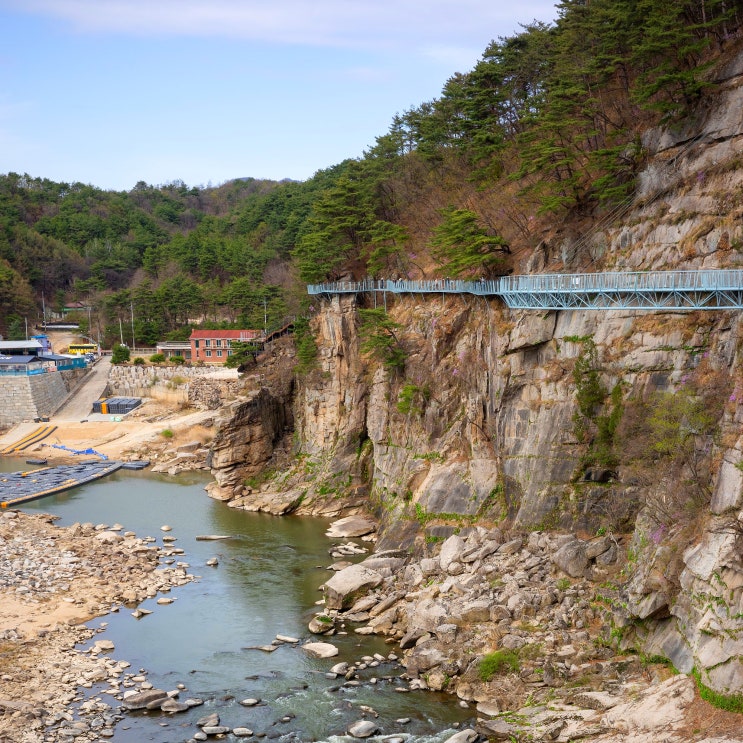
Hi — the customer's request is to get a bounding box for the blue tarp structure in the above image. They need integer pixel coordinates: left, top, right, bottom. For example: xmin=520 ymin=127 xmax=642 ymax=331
xmin=51 ymin=444 xmax=108 ymax=460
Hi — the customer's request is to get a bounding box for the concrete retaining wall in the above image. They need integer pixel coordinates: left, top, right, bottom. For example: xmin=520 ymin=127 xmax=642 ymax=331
xmin=0 ymin=369 xmax=88 ymax=426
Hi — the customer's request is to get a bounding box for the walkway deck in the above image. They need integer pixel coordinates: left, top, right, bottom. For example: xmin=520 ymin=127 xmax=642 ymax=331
xmin=307 ymin=269 xmax=743 ymax=310
xmin=0 ymin=461 xmax=122 ymax=507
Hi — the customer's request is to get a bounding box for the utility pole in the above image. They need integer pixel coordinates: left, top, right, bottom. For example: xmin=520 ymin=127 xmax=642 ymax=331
xmin=130 ymin=302 xmax=135 ymax=349
xmin=119 ymin=317 xmax=124 ymax=346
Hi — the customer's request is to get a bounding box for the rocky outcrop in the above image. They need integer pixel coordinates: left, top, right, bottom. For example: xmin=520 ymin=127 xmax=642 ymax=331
xmin=206 ymin=387 xmax=291 ymax=500
xmin=206 ymin=49 xmax=743 ymax=699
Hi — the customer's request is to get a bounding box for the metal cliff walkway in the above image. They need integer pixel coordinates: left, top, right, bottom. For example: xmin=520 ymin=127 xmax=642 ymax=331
xmin=307 ymin=269 xmax=743 ymax=310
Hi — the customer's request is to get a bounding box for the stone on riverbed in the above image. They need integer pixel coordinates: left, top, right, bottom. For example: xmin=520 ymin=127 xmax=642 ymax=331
xmin=122 ymin=689 xmax=168 ymax=710
xmin=196 ymin=712 xmax=220 ymax=727
xmin=202 ymin=725 xmax=232 ymax=735
xmin=347 ymin=720 xmax=379 ymax=738
xmin=443 ymin=730 xmax=478 ymax=743
xmin=326 ymin=516 xmax=377 ymax=539
xmin=309 ymin=614 xmax=336 ymax=634
xmin=303 ymin=641 xmax=339 ymax=658
xmin=275 ymin=634 xmax=300 ymax=644
xmin=160 ymin=698 xmax=190 ymax=713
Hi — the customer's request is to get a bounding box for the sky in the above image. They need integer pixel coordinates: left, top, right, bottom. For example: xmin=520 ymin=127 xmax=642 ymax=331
xmin=0 ymin=0 xmax=559 ymax=192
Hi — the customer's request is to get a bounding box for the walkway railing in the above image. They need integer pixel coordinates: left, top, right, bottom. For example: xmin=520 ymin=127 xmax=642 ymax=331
xmin=307 ymin=270 xmax=743 ymax=310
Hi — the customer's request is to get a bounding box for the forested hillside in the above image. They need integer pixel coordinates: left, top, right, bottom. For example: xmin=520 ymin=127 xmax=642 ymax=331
xmin=2 ymin=0 xmax=741 ymax=346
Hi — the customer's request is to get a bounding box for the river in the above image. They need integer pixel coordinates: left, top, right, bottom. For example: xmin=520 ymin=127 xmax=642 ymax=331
xmin=3 ymin=461 xmax=474 ymax=742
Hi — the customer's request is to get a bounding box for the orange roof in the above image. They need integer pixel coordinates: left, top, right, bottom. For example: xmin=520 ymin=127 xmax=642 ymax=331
xmin=189 ymin=329 xmax=261 ymax=339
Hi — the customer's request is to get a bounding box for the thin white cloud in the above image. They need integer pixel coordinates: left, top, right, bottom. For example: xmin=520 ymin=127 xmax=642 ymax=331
xmin=3 ymin=0 xmax=558 ymax=50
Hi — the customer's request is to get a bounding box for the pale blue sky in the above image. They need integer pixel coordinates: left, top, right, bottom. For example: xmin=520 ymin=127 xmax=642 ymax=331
xmin=0 ymin=1 xmax=558 ymax=191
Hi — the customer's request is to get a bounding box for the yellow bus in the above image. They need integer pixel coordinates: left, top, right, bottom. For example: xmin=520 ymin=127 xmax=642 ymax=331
xmin=67 ymin=343 xmax=99 ymax=357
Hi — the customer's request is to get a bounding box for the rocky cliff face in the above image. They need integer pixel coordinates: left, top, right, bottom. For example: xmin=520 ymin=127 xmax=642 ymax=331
xmin=208 ymin=50 xmax=743 ymax=697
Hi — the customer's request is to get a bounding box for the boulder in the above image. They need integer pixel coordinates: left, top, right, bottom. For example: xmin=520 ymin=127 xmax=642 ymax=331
xmin=552 ymin=538 xmax=589 ymax=577
xmin=348 ymin=720 xmax=379 ymax=738
xmin=326 ymin=515 xmax=377 ymax=538
xmin=477 ymin=717 xmax=517 ymax=740
xmin=439 ymin=535 xmax=466 ymax=571
xmin=303 ymin=642 xmax=339 ymax=658
xmin=322 ymin=564 xmax=383 ymax=610
xmin=443 ymin=730 xmax=478 ymax=743
xmin=160 ymin=699 xmax=190 ymax=713
xmin=584 ymin=535 xmax=612 ymax=560
xmin=309 ymin=614 xmax=336 ymax=634
xmin=122 ymin=689 xmax=169 ymax=710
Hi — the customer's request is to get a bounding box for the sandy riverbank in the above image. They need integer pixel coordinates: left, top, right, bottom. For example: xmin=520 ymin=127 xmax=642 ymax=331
xmin=0 ymin=398 xmax=216 ymax=468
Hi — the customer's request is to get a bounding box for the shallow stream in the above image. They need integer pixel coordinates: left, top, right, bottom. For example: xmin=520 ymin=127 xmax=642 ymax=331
xmin=4 ymin=461 xmax=474 ymax=742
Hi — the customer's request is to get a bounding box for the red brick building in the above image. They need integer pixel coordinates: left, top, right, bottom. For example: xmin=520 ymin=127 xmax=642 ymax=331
xmin=189 ymin=329 xmax=261 ymax=363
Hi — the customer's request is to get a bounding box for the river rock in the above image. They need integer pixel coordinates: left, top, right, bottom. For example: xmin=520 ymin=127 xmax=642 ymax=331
xmin=95 ymin=530 xmax=123 ymax=544
xmin=326 ymin=516 xmax=377 ymax=538
xmin=202 ymin=725 xmax=232 ymax=735
xmin=322 ymin=564 xmax=383 ymax=610
xmin=303 ymin=641 xmax=339 ymax=658
xmin=309 ymin=614 xmax=336 ymax=634
xmin=122 ymin=689 xmax=168 ymax=710
xmin=443 ymin=730 xmax=478 ymax=743
xmin=347 ymin=719 xmax=379 ymax=738
xmin=160 ymin=698 xmax=189 ymax=713
xmin=275 ymin=634 xmax=300 ymax=643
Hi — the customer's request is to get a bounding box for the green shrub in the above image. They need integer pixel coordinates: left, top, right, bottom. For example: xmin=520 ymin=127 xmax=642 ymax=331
xmin=133 ymin=357 xmax=145 ymax=365
xmin=149 ymin=353 xmax=166 ymax=364
xmin=479 ymin=650 xmax=520 ymax=681
xmin=171 ymin=355 xmax=185 ymax=365
xmin=111 ymin=344 xmax=130 ymax=364
xmin=160 ymin=429 xmax=174 ymax=439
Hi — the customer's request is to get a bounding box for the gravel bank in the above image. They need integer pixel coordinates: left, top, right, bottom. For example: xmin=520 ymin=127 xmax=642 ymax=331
xmin=0 ymin=509 xmax=194 ymax=742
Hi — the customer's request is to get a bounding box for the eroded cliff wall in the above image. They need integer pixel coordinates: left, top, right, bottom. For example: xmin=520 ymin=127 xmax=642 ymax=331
xmin=208 ymin=50 xmax=743 ymax=694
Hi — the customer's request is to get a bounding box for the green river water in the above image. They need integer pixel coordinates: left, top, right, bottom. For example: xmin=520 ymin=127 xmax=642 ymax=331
xmin=1 ymin=460 xmax=474 ymax=742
